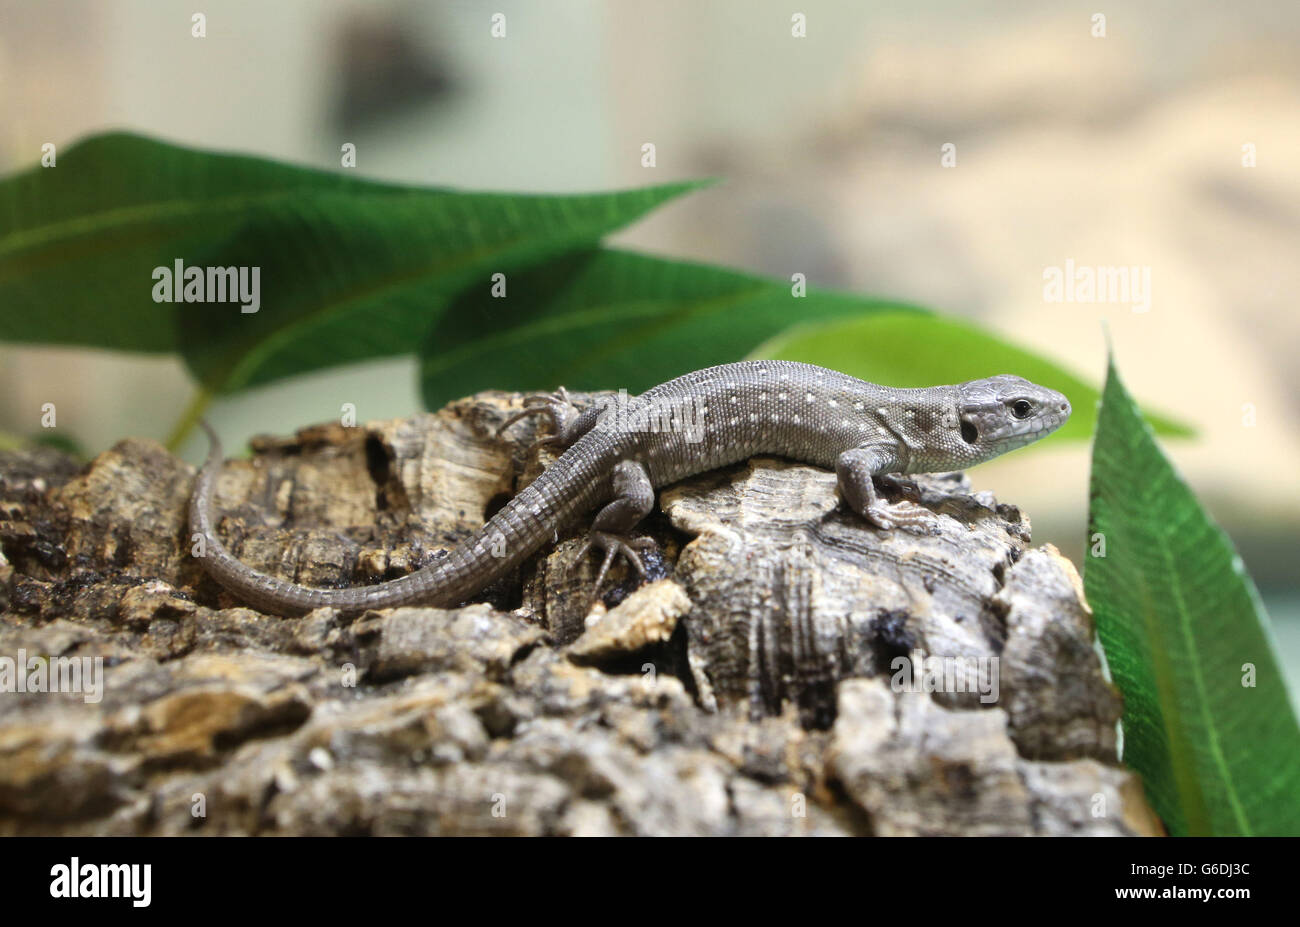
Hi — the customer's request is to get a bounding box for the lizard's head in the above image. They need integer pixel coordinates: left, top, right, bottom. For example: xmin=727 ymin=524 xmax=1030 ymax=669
xmin=954 ymin=375 xmax=1071 ymax=462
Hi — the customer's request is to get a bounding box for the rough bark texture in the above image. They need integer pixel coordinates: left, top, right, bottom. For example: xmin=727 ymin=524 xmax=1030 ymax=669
xmin=0 ymin=391 xmax=1161 ymax=836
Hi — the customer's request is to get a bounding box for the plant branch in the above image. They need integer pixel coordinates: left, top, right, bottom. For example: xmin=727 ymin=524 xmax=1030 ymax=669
xmin=165 ymin=386 xmax=213 ymax=452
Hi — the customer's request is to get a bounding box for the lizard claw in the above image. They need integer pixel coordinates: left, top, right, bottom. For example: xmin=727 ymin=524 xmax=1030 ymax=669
xmin=497 ymin=387 xmax=573 ymax=438
xmin=526 ymin=433 xmax=568 ymax=455
xmin=496 ymin=384 xmax=585 ymax=457
xmin=572 ymin=531 xmax=656 ymax=597
xmin=862 ymin=502 xmax=937 ymax=536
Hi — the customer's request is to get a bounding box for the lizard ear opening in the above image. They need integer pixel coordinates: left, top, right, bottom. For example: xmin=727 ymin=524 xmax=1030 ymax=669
xmin=960 ymin=420 xmax=979 ymax=445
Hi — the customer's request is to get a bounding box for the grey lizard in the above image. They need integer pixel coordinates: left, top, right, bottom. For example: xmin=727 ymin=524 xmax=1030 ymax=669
xmin=189 ymin=361 xmax=1070 ymax=616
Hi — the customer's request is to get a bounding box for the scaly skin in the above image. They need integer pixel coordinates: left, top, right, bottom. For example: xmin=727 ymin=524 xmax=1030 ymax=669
xmin=189 ymin=361 xmax=1070 ymax=616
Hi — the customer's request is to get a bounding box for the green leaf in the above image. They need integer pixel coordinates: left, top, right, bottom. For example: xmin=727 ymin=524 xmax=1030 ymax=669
xmin=0 ymin=132 xmax=704 ymax=392
xmin=753 ymin=313 xmax=1193 ymax=442
xmin=1085 ymin=355 xmax=1300 ymax=836
xmin=420 ymin=248 xmax=925 ymax=407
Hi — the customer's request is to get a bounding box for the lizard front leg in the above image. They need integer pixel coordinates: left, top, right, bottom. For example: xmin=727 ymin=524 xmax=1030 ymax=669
xmin=836 ymin=445 xmax=932 ymax=532
xmin=573 ymin=459 xmax=657 ymax=595
xmin=877 ymin=471 xmax=923 ymax=503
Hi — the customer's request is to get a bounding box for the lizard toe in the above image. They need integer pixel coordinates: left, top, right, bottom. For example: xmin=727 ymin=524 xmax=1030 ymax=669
xmin=574 ymin=530 xmax=651 ymax=596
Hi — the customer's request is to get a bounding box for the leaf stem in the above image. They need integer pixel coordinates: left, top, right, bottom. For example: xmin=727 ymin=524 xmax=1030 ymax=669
xmin=165 ymin=386 xmax=213 ymax=452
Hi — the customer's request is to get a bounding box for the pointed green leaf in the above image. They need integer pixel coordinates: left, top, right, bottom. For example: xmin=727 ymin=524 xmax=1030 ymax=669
xmin=420 ymin=248 xmax=924 ymax=407
xmin=1085 ymin=355 xmax=1300 ymax=835
xmin=0 ymin=132 xmax=704 ymax=392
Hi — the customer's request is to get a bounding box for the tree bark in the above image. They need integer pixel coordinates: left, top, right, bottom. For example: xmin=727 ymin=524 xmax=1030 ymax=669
xmin=0 ymin=391 xmax=1161 ymax=836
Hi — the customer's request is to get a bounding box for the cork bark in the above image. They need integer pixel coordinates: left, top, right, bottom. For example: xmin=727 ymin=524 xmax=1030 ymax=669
xmin=0 ymin=391 xmax=1161 ymax=836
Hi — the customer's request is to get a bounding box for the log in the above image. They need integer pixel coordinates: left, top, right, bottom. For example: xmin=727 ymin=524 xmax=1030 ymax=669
xmin=0 ymin=391 xmax=1161 ymax=835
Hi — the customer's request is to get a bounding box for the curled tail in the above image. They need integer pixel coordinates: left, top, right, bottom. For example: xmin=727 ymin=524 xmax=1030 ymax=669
xmin=188 ymin=421 xmax=592 ymax=616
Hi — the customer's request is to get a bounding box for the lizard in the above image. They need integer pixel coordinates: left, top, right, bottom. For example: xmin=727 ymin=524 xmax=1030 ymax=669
xmin=189 ymin=360 xmax=1071 ymax=616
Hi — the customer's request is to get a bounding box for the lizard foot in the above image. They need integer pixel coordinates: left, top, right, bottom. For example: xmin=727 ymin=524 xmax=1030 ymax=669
xmin=498 ymin=387 xmax=572 ymax=434
xmin=572 ymin=531 xmax=657 ymax=596
xmin=497 ymin=387 xmax=581 ymax=453
xmin=861 ymin=501 xmax=938 ymax=536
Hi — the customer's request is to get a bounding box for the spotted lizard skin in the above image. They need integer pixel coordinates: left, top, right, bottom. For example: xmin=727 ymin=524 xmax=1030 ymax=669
xmin=190 ymin=361 xmax=1070 ymax=615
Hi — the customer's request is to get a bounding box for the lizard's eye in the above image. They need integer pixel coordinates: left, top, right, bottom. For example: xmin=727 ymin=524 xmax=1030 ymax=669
xmin=1011 ymin=399 xmax=1033 ymax=419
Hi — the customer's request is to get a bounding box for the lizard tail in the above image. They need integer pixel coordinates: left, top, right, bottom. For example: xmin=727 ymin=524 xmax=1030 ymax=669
xmin=187 ymin=421 xmax=593 ymax=616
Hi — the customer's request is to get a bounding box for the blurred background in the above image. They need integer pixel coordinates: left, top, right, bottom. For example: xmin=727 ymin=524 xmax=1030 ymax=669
xmin=1 ymin=0 xmax=1297 ymax=682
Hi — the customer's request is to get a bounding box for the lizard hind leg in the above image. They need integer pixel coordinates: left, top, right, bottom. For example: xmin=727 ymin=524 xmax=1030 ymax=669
xmin=573 ymin=459 xmax=657 ymax=597
xmin=497 ymin=386 xmax=595 ymax=453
